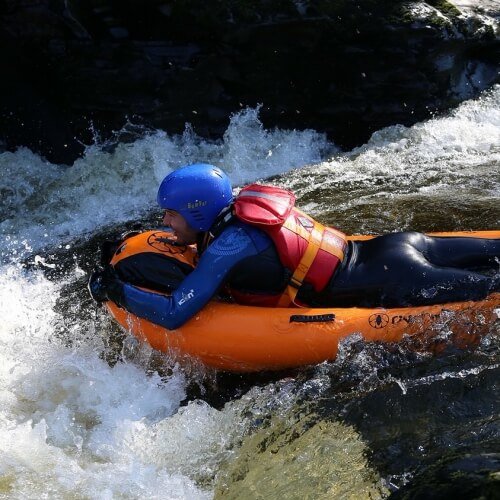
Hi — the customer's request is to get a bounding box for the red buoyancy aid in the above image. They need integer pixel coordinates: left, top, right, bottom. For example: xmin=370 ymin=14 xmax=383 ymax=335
xmin=233 ymin=184 xmax=347 ymax=307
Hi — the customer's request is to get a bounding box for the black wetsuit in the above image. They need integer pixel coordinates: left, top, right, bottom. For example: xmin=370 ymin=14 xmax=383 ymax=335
xmin=310 ymin=232 xmax=500 ymax=308
xmin=110 ymin=230 xmax=499 ymax=314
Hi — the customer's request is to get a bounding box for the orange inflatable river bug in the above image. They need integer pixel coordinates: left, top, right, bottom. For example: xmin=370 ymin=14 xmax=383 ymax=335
xmin=105 ymin=230 xmax=500 ymax=373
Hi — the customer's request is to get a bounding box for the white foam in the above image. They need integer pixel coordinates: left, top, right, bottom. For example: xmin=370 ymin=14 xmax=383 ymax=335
xmin=0 ymin=266 xmax=215 ymax=498
xmin=3 ymin=88 xmax=499 ymax=257
xmin=0 ymin=266 xmax=315 ymax=498
xmin=0 ymin=107 xmax=333 ymax=259
xmin=279 ymin=85 xmax=500 ymax=220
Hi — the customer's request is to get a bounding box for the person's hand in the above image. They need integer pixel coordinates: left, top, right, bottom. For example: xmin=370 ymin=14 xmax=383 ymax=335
xmin=99 ymin=231 xmax=142 ymax=266
xmin=87 ymin=267 xmax=125 ymax=306
xmin=99 ymin=241 xmax=121 ymax=267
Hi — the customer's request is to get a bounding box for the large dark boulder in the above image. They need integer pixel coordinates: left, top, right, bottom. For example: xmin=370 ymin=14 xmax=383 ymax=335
xmin=0 ymin=0 xmax=498 ymax=164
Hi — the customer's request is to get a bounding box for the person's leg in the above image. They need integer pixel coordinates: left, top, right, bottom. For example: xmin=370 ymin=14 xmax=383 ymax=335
xmin=322 ymin=233 xmax=498 ymax=308
xmin=411 ymin=233 xmax=500 ymax=270
xmin=402 ymin=260 xmax=498 ymax=306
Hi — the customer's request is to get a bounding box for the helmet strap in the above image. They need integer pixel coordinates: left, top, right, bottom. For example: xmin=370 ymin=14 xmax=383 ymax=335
xmin=196 ymin=231 xmax=213 ymax=256
xmin=209 ymin=204 xmax=235 ymax=238
xmin=196 ymin=204 xmax=235 ymax=255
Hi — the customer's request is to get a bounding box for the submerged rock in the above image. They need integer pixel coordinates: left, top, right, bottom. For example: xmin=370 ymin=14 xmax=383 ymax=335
xmin=214 ymin=414 xmax=387 ymax=499
xmin=0 ymin=0 xmax=498 ymax=164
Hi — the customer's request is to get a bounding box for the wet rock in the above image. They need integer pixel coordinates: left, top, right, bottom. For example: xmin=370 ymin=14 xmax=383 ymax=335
xmin=0 ymin=0 xmax=498 ymax=164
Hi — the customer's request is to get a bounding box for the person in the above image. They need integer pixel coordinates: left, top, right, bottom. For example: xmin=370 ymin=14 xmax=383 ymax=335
xmin=88 ymin=163 xmax=500 ymax=330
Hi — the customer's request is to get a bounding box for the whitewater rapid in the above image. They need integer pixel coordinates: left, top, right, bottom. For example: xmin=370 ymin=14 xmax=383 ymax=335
xmin=0 ymin=86 xmax=498 ymax=498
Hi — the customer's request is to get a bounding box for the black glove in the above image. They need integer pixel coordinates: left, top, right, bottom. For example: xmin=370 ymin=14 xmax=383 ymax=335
xmin=99 ymin=231 xmax=143 ymax=267
xmin=100 ymin=240 xmax=121 ymax=267
xmin=120 ymin=229 xmax=142 ymax=241
xmin=87 ymin=266 xmax=126 ymax=306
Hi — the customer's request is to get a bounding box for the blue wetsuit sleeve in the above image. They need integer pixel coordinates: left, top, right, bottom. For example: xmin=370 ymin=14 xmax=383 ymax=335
xmin=119 ymin=225 xmax=265 ymax=330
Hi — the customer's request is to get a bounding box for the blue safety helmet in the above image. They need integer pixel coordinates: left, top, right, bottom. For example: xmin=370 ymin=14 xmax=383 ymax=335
xmin=157 ymin=163 xmax=233 ymax=232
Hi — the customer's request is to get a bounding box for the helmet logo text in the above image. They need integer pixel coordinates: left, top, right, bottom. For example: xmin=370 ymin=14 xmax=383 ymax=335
xmin=187 ymin=201 xmax=207 ymax=209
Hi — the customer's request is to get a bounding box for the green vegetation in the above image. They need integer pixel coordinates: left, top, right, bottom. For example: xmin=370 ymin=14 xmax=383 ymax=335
xmin=425 ymin=0 xmax=462 ymax=18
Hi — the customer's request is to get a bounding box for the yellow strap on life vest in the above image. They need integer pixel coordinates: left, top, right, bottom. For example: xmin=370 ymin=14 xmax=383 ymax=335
xmin=277 ymin=220 xmax=324 ymax=307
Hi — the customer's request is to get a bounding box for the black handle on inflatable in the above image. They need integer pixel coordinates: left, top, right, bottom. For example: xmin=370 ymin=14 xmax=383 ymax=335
xmin=289 ymin=314 xmax=335 ymax=323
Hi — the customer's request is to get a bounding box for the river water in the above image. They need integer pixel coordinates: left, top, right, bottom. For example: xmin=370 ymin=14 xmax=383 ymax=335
xmin=0 ymin=87 xmax=499 ymax=499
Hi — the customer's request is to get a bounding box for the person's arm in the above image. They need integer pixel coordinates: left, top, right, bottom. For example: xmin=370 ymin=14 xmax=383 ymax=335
xmin=119 ymin=225 xmax=264 ymax=329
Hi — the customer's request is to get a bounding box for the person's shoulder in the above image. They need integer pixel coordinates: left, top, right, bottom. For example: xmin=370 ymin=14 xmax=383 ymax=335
xmin=206 ymin=221 xmax=273 ymax=256
xmin=227 ymin=220 xmax=272 ymax=241
xmin=206 ymin=223 xmax=254 ymax=256
xmin=226 ymin=220 xmax=273 ymax=248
